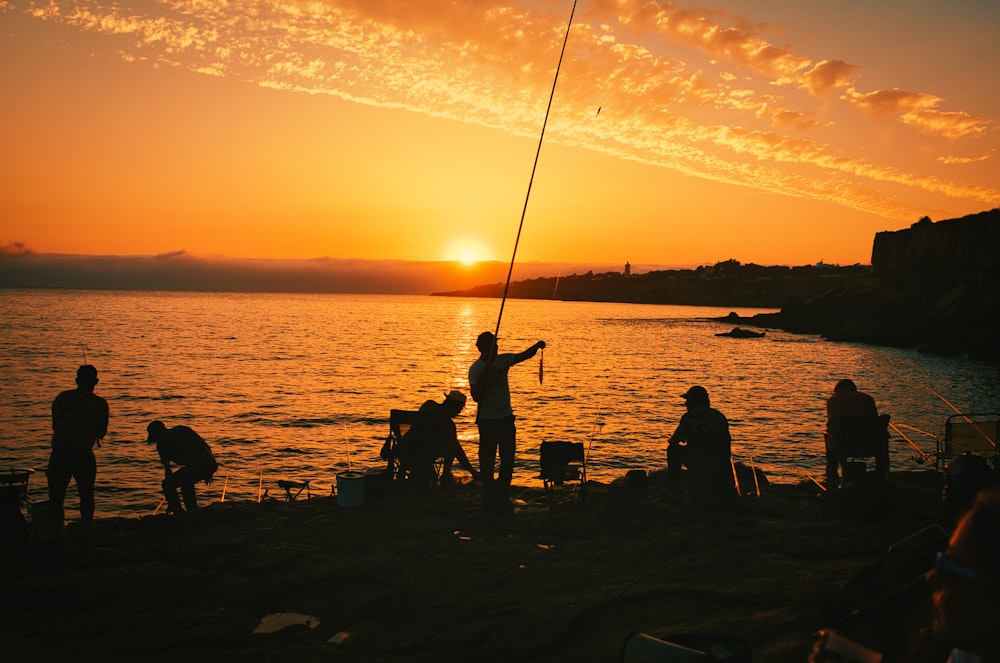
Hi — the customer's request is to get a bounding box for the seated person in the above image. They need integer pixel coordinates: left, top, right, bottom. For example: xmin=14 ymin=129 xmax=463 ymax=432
xmin=146 ymin=420 xmax=218 ymax=513
xmin=399 ymin=391 xmax=479 ymax=485
xmin=825 ymin=379 xmax=889 ymax=486
xmin=667 ymin=386 xmax=735 ymax=507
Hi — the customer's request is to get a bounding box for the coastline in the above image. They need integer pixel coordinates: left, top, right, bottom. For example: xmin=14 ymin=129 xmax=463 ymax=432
xmin=2 ymin=469 xmax=959 ymax=662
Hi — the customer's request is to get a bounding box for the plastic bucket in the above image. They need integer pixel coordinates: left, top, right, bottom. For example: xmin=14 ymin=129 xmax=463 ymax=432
xmin=336 ymin=471 xmax=365 ymax=508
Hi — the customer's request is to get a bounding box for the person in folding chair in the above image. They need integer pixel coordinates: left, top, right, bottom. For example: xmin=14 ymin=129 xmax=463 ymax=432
xmin=401 ymin=391 xmax=480 ymax=487
xmin=825 ymin=378 xmax=890 ymax=489
xmin=666 ymin=385 xmax=735 ymax=512
xmin=146 ymin=420 xmax=218 ymax=514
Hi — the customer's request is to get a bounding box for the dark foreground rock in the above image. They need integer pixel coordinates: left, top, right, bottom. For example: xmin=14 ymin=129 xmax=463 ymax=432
xmin=0 ymin=470 xmax=967 ymax=662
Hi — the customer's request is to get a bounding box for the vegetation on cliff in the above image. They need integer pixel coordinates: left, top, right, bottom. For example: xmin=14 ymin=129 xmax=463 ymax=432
xmin=435 ymin=259 xmax=874 ymax=309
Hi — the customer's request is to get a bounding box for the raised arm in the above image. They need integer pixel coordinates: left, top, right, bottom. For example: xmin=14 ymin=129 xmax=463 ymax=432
xmin=511 ymin=340 xmax=545 ymax=364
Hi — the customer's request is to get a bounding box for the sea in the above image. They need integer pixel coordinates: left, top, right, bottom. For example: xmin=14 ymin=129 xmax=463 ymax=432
xmin=2 ymin=288 xmax=998 ymax=519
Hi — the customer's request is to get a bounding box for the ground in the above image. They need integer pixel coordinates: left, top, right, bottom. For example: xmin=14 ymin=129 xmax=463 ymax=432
xmin=0 ymin=470 xmax=962 ymax=662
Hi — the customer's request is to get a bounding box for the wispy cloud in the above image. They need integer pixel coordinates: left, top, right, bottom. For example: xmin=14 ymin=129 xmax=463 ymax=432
xmin=7 ymin=0 xmax=999 ymax=220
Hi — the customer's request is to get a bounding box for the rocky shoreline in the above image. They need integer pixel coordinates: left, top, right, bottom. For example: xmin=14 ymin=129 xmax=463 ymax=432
xmin=1 ymin=469 xmax=964 ymax=662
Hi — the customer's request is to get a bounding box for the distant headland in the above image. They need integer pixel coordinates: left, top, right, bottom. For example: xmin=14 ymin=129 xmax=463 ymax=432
xmin=436 ymin=209 xmax=1000 ymax=360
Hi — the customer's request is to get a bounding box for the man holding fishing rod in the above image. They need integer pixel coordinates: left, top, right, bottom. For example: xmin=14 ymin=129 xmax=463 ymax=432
xmin=469 ymin=331 xmax=545 ymax=513
xmin=47 ymin=364 xmax=109 ymax=549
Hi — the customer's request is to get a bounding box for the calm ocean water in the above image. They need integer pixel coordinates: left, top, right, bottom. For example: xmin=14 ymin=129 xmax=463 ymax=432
xmin=1 ymin=288 xmax=998 ymax=518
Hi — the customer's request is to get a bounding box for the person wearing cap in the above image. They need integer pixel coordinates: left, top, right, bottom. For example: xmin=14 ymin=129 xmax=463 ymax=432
xmin=146 ymin=421 xmax=218 ymax=514
xmin=667 ymin=386 xmax=734 ymax=508
xmin=47 ymin=364 xmax=109 ymax=546
xmin=810 ymin=486 xmax=1000 ymax=663
xmin=825 ymin=379 xmax=888 ymax=488
xmin=469 ymin=331 xmax=545 ymax=512
xmin=409 ymin=390 xmax=479 ymax=486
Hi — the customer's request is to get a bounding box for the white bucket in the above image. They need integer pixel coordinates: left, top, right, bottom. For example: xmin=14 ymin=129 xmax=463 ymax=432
xmin=336 ymin=472 xmax=365 ymax=508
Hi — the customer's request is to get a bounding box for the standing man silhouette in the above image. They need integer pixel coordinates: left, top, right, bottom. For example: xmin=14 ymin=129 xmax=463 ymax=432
xmin=469 ymin=331 xmax=545 ymax=513
xmin=47 ymin=364 xmax=109 ymax=548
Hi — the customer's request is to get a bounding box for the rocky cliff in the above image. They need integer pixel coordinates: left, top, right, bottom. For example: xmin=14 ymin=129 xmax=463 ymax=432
xmin=749 ymin=209 xmax=999 ymax=359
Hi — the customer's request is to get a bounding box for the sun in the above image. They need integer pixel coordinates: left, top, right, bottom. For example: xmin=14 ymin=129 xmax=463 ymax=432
xmin=446 ymin=238 xmax=490 ymax=266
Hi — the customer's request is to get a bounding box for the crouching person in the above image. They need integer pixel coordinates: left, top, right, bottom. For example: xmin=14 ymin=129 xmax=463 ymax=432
xmin=146 ymin=420 xmax=218 ymax=514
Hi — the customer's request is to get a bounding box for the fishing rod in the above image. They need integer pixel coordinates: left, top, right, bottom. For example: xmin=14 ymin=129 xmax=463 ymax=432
xmin=585 ymin=409 xmax=603 ymax=465
xmin=889 ymin=422 xmax=935 ymax=465
xmin=491 ymin=0 xmax=577 ymax=350
xmin=893 ymin=423 xmax=940 ymax=440
xmin=805 ymin=474 xmax=827 ymax=492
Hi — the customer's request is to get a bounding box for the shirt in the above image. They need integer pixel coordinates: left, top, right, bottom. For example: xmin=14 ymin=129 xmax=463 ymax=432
xmin=469 ymin=353 xmax=518 ymax=420
xmin=51 ymin=388 xmax=109 ymax=452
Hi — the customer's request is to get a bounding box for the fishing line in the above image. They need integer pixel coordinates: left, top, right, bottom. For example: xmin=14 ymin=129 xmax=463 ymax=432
xmin=922 ymin=384 xmax=997 ymax=448
xmin=491 ymin=0 xmax=577 ymax=349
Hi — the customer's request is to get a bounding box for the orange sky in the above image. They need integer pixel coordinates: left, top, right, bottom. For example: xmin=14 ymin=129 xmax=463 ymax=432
xmin=2 ymin=0 xmax=998 ymax=268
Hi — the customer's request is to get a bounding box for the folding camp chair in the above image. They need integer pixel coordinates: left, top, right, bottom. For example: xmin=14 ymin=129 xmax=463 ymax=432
xmin=1 ymin=469 xmax=34 ymax=548
xmin=0 ymin=468 xmax=33 ymax=519
xmin=829 ymin=414 xmax=891 ymax=482
xmin=276 ymin=479 xmax=311 ymax=501
xmin=936 ymin=413 xmax=999 ymax=471
xmin=537 ymin=441 xmax=587 ymax=511
xmin=380 ymin=409 xmax=446 ymax=489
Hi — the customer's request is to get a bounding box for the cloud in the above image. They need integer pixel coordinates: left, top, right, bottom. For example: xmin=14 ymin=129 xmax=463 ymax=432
xmin=843 ymin=87 xmax=942 ymax=117
xmin=801 ymin=59 xmax=858 ymax=96
xmin=7 ymin=0 xmax=998 ymax=221
xmin=0 ymin=241 xmax=35 ymax=256
xmin=938 ymin=149 xmax=996 ymax=165
xmin=0 ymin=251 xmax=641 ymax=294
xmin=902 ymin=109 xmax=993 ymax=140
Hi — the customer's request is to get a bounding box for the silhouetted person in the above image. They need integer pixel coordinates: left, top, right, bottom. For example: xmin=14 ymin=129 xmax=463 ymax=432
xmin=811 ymin=487 xmax=1000 ymax=663
xmin=927 ymin=485 xmax=1000 ymax=662
xmin=47 ymin=364 xmax=109 ymax=548
xmin=399 ymin=390 xmax=479 ymax=485
xmin=146 ymin=421 xmax=218 ymax=514
xmin=825 ymin=379 xmax=889 ymax=487
xmin=469 ymin=331 xmax=545 ymax=513
xmin=667 ymin=385 xmax=734 ymax=509
xmin=426 ymin=390 xmax=480 ymax=484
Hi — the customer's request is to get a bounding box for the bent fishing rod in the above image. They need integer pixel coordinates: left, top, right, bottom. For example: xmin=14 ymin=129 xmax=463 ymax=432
xmin=490 ymin=0 xmax=577 ymax=356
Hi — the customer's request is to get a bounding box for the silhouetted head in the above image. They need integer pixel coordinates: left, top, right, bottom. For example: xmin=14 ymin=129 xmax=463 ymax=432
xmin=443 ymin=390 xmax=467 ymax=415
xmin=76 ymin=364 xmax=99 ymax=389
xmin=681 ymin=385 xmax=709 ymax=407
xmin=929 ymin=486 xmax=1000 ymax=659
xmin=476 ymin=331 xmax=497 ymax=356
xmin=146 ymin=420 xmax=167 ymax=444
xmin=834 ymin=379 xmax=857 ymax=394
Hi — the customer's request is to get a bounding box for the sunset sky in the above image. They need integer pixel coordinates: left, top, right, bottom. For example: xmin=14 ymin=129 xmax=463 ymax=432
xmin=2 ymin=0 xmax=998 ymax=271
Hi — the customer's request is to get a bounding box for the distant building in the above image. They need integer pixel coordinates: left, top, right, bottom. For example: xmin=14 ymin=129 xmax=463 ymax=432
xmin=624 ymin=261 xmax=631 ymax=278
